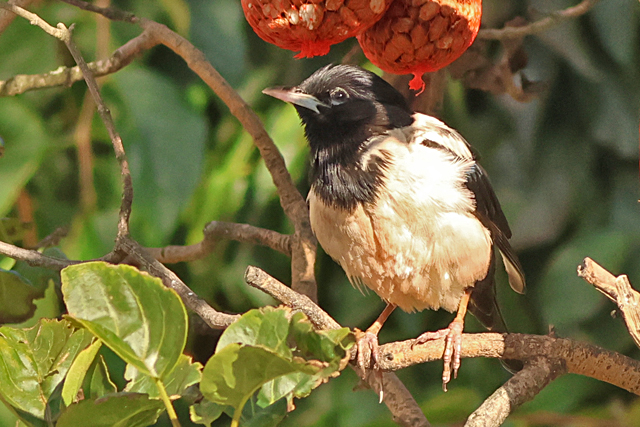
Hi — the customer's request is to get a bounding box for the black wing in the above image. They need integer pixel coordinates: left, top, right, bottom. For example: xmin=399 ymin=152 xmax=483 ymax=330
xmin=465 ymin=163 xmax=525 ymax=294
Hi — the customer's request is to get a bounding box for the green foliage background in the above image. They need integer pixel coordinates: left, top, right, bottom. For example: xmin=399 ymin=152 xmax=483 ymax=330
xmin=0 ymin=0 xmax=639 ymax=425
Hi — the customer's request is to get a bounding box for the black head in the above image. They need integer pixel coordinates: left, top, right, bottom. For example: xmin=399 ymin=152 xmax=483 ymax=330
xmin=263 ymin=64 xmax=413 ymax=151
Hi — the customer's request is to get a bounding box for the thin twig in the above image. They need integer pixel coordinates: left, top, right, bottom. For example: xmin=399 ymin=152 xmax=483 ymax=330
xmin=145 ymin=221 xmax=292 ymax=264
xmin=59 ymin=0 xmax=137 ymax=23
xmin=578 ymin=257 xmax=640 ymax=349
xmin=0 ymin=240 xmax=77 ymax=270
xmin=477 ymin=0 xmax=600 ymax=40
xmin=0 ymin=29 xmax=157 ymax=96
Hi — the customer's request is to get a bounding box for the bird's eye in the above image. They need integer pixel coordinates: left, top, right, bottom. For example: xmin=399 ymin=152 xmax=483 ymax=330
xmin=329 ymin=88 xmax=349 ymax=105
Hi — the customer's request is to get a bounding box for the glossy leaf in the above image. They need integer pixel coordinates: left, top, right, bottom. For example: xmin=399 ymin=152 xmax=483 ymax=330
xmin=62 ymin=339 xmax=103 ymax=406
xmin=0 ymin=319 xmax=93 ymax=420
xmin=189 ymin=399 xmax=224 ymax=426
xmin=61 ymin=262 xmax=188 ymax=379
xmin=82 ymin=354 xmax=118 ymax=400
xmin=200 ymin=343 xmax=318 ymax=410
xmin=56 ymin=393 xmax=165 ymax=427
xmin=125 ymin=354 xmax=202 ymax=398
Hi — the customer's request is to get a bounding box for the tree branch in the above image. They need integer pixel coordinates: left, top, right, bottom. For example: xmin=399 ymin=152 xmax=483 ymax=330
xmin=465 ymin=357 xmax=565 ymax=427
xmin=477 ymin=0 xmax=600 ymax=40
xmin=0 ymin=29 xmax=157 ymax=96
xmin=578 ymin=257 xmax=640 ymax=349
xmin=145 ymin=221 xmax=291 ymax=264
xmin=0 ymin=240 xmax=77 ymax=270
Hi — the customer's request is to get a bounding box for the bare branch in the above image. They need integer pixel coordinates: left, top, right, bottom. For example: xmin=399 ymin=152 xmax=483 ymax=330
xmin=477 ymin=0 xmax=600 ymax=41
xmin=377 ymin=333 xmax=640 ymax=395
xmin=465 ymin=357 xmax=565 ymax=427
xmin=1 ymin=3 xmax=135 ymax=238
xmin=578 ymin=257 xmax=640 ymax=349
xmin=146 ymin=221 xmax=292 ymax=264
xmin=0 ymin=240 xmax=76 ymax=270
xmin=59 ymin=0 xmax=137 ymax=23
xmin=0 ymin=30 xmax=157 ymax=96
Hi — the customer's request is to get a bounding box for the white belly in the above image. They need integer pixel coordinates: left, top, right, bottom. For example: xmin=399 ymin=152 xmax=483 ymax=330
xmin=308 ymin=138 xmax=492 ymax=313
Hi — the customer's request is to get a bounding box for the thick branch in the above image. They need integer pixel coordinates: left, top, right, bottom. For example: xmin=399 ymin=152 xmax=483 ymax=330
xmin=245 ymin=266 xmax=431 ymax=427
xmin=477 ymin=0 xmax=599 ymax=40
xmin=146 ymin=221 xmax=291 ymax=264
xmin=377 ymin=333 xmax=640 ymax=395
xmin=578 ymin=257 xmax=640 ymax=349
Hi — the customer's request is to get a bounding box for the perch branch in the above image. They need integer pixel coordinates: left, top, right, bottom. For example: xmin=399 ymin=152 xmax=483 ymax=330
xmin=478 ymin=0 xmax=599 ymax=40
xmin=145 ymin=221 xmax=291 ymax=264
xmin=376 ymin=333 xmax=640 ymax=395
xmin=464 ymin=357 xmax=565 ymax=427
xmin=245 ymin=265 xmax=432 ymax=427
xmin=578 ymin=257 xmax=640 ymax=349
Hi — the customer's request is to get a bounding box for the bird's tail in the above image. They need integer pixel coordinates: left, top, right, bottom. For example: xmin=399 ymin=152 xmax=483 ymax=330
xmin=468 ymin=251 xmax=523 ymax=373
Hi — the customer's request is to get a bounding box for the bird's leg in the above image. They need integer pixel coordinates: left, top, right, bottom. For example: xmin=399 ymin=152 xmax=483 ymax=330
xmin=355 ymin=303 xmax=396 ymax=401
xmin=415 ymin=288 xmax=472 ymax=391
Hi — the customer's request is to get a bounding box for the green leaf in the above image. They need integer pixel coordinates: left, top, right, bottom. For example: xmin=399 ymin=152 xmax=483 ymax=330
xmin=0 ymin=319 xmax=93 ymax=421
xmin=202 ymin=307 xmax=354 ymax=421
xmin=216 ymin=307 xmax=292 ymax=357
xmin=189 ymin=399 xmax=224 ymax=426
xmin=125 ymin=354 xmax=202 ymax=398
xmin=233 ymin=395 xmax=287 ymax=427
xmin=82 ymin=354 xmax=118 ymax=400
xmin=61 ymin=262 xmax=188 ymax=379
xmin=200 ymin=343 xmax=318 ymax=410
xmin=56 ymin=393 xmax=165 ymax=427
xmin=0 ymin=268 xmax=45 ymax=323
xmin=62 ymin=339 xmax=103 ymax=406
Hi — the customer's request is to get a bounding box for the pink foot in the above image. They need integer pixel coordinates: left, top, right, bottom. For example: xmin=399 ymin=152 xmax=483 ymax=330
xmin=355 ymin=329 xmax=384 ymax=402
xmin=415 ymin=320 xmax=464 ymax=391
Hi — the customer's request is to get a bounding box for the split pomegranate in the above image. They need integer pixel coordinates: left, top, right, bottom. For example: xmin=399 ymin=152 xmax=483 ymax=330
xmin=242 ymin=0 xmax=394 ymax=58
xmin=357 ymin=0 xmax=482 ymax=92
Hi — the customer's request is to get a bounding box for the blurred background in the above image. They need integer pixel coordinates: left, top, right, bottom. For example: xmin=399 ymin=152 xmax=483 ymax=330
xmin=0 ymin=0 xmax=639 ymax=425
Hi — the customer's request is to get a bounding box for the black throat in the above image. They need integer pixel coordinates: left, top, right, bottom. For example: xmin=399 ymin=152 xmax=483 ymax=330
xmin=300 ymin=102 xmax=413 ymax=211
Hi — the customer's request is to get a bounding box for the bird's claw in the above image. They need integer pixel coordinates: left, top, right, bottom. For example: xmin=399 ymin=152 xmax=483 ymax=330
xmin=415 ymin=320 xmax=464 ymax=392
xmin=354 ymin=329 xmax=384 ymax=402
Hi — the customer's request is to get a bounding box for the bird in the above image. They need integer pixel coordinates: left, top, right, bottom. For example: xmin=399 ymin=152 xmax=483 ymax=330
xmin=263 ymin=64 xmax=525 ymax=394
